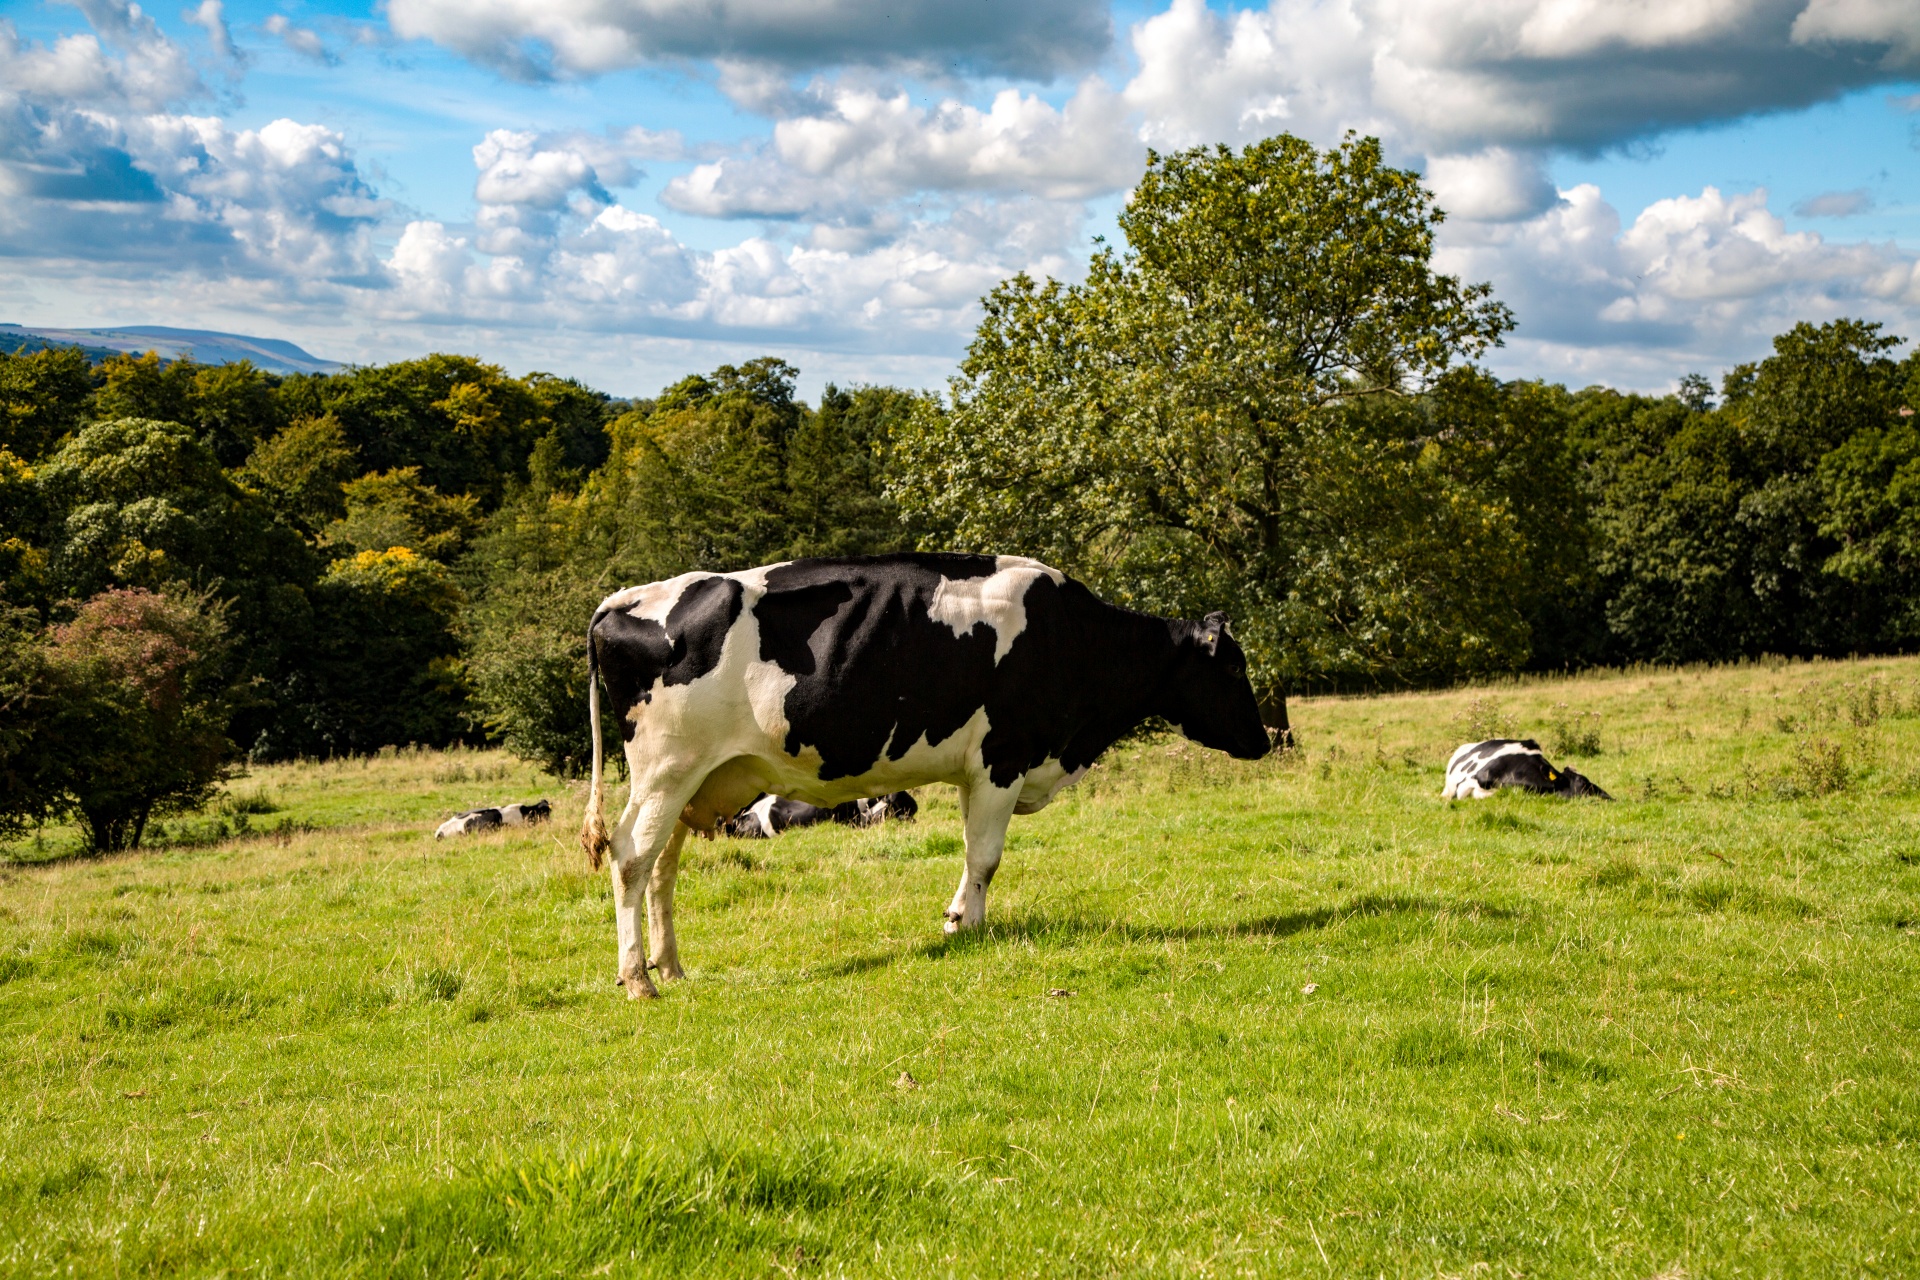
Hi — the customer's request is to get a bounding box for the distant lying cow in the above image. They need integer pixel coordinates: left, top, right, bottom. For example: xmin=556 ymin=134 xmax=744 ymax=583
xmin=583 ymin=552 xmax=1270 ymax=999
xmin=435 ymin=798 xmax=552 ymax=839
xmin=1443 ymin=741 xmax=1610 ymax=800
xmin=723 ymin=790 xmax=918 ymax=839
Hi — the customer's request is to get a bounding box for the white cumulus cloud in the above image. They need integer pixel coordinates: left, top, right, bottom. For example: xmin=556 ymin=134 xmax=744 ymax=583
xmin=662 ymin=78 xmax=1139 ymax=221
xmin=1793 ymin=0 xmax=1920 ymax=59
xmin=385 ymin=0 xmax=1110 ymax=80
xmin=0 ymin=6 xmax=383 ymax=288
xmin=1125 ymin=0 xmax=1920 ymax=158
xmin=1437 ymin=182 xmax=1920 ymax=383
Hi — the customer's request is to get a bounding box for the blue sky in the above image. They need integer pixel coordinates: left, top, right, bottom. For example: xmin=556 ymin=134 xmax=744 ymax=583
xmin=3 ymin=0 xmax=1917 ymax=399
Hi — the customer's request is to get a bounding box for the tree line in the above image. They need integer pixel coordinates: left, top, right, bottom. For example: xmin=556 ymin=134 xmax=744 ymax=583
xmin=2 ymin=133 xmax=1917 ymax=851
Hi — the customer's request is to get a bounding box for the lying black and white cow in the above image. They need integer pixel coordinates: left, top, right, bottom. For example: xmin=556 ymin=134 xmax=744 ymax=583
xmin=434 ymin=798 xmax=552 ymax=839
xmin=722 ymin=790 xmax=918 ymax=839
xmin=1443 ymin=741 xmax=1611 ymax=800
xmin=583 ymin=553 xmax=1269 ymax=998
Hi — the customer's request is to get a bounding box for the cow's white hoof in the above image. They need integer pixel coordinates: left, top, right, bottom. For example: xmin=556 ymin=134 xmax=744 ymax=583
xmin=620 ymin=967 xmax=659 ymax=1000
xmin=652 ymin=959 xmax=685 ymax=982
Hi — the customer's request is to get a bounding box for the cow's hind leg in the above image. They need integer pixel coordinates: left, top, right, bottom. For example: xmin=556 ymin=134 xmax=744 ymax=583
xmin=944 ymin=780 xmax=1020 ymax=933
xmin=608 ymin=786 xmax=695 ymax=999
xmin=647 ymin=823 xmax=689 ymax=981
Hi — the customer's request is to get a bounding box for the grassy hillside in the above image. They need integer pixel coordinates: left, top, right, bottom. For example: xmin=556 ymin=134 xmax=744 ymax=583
xmin=2 ymin=656 xmax=1918 ymax=1276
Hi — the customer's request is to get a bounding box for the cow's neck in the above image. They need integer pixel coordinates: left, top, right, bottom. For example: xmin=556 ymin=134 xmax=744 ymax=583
xmin=1060 ymin=603 xmax=1190 ymax=765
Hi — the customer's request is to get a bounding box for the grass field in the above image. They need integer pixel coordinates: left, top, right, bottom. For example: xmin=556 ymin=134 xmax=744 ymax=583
xmin=3 ymin=656 xmax=1919 ymax=1277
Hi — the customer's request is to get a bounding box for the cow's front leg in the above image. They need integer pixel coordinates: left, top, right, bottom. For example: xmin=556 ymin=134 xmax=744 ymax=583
xmin=608 ymin=790 xmax=691 ymax=999
xmin=647 ymin=823 xmax=689 ymax=981
xmin=945 ymin=780 xmax=1020 ymax=933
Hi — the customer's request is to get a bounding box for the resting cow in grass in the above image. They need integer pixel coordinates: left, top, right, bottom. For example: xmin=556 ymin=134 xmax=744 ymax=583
xmin=583 ymin=553 xmax=1270 ymax=999
xmin=1443 ymin=740 xmax=1611 ymax=800
xmin=434 ymin=799 xmax=551 ymax=839
xmin=723 ymin=790 xmax=918 ymax=839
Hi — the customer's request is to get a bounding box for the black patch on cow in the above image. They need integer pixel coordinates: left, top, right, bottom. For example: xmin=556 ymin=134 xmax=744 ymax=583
xmin=755 ymin=579 xmax=854 ymax=676
xmin=662 ymin=576 xmax=744 ymax=686
xmin=769 ymin=797 xmax=833 ymax=832
xmin=591 ymin=575 xmax=745 ymax=741
xmin=751 ymin=553 xmax=1268 ymax=788
xmin=463 ymin=808 xmax=503 ymax=831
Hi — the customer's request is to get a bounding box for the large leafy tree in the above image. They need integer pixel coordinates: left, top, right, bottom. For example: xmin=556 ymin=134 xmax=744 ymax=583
xmin=891 ymin=134 xmax=1518 ymax=724
xmin=21 ymin=589 xmax=241 ymax=852
xmin=32 ymin=418 xmax=318 ymax=752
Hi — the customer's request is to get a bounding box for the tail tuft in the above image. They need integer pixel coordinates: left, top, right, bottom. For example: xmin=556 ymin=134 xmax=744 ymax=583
xmin=582 ymin=800 xmax=611 ymax=870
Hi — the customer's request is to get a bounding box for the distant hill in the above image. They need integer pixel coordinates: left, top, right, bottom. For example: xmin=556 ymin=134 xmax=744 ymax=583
xmin=0 ymin=324 xmax=343 ymax=375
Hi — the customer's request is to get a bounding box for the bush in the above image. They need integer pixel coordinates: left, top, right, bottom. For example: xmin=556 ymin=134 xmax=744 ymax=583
xmin=9 ymin=589 xmax=243 ymax=852
xmin=464 ymin=571 xmax=614 ymax=777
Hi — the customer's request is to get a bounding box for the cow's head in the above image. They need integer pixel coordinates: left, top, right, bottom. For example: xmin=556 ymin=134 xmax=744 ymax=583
xmin=1167 ymin=612 xmax=1271 ymax=760
xmin=1556 ymin=769 xmax=1612 ymax=800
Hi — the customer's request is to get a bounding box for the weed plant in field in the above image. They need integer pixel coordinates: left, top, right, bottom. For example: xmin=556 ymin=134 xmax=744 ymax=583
xmin=1 ymin=657 xmax=1918 ymax=1276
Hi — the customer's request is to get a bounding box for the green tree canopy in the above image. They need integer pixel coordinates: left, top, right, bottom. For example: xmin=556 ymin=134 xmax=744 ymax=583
xmin=95 ymin=353 xmax=283 ymax=467
xmin=281 ymin=547 xmax=469 ymax=756
xmin=326 ymin=466 xmax=481 ymax=563
xmin=891 ymin=134 xmax=1519 ymax=721
xmin=32 ymin=417 xmax=317 ymax=751
xmin=0 ymin=346 xmax=93 ymax=462
xmin=275 ymin=355 xmax=548 ymax=505
xmin=1582 ymin=321 xmax=1915 ymax=663
xmin=235 ymin=413 xmax=359 ymax=536
xmin=33 ymin=589 xmax=240 ymax=851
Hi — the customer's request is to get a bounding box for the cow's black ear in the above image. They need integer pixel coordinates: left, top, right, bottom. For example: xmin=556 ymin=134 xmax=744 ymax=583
xmin=1200 ymin=611 xmax=1229 ymax=655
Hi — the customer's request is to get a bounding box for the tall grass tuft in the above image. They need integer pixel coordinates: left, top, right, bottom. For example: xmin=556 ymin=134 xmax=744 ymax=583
xmin=1548 ymin=703 xmax=1603 ymax=756
xmin=339 ymin=1143 xmax=940 ymax=1277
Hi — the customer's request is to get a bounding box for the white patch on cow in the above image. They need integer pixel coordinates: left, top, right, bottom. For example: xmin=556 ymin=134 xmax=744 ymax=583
xmin=434 ymin=814 xmax=467 ymax=839
xmin=928 ymin=558 xmax=1059 ymax=664
xmin=747 ymin=793 xmax=779 ymax=836
xmin=1442 ymin=740 xmax=1542 ymax=799
xmin=1015 ymin=758 xmax=1088 ymax=814
xmin=598 ymin=573 xmax=699 ymax=622
xmin=741 ymin=641 xmax=799 ymax=746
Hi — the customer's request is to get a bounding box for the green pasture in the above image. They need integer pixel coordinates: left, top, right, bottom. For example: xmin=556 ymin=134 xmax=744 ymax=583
xmin=3 ymin=657 xmax=1919 ymax=1277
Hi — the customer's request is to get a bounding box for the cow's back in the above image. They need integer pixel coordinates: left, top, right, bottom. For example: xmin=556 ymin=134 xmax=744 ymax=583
xmin=753 ymin=554 xmax=1072 ymax=782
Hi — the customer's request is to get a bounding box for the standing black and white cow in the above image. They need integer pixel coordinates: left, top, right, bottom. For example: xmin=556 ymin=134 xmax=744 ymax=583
xmin=723 ymin=790 xmax=918 ymax=839
xmin=1443 ymin=740 xmax=1611 ymax=800
xmin=583 ymin=553 xmax=1270 ymax=998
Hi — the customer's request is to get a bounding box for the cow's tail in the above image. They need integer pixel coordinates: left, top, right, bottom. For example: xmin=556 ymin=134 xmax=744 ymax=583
xmin=582 ymin=610 xmax=612 ymax=872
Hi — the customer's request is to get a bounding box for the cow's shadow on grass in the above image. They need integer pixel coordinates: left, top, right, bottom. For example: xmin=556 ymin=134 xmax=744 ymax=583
xmin=822 ymin=892 xmax=1516 ymax=978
